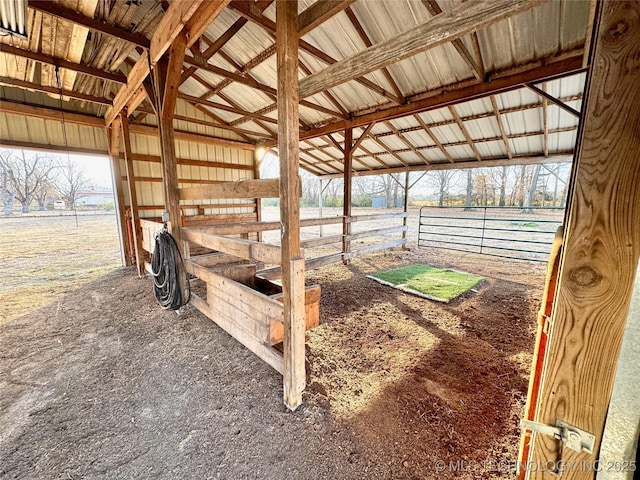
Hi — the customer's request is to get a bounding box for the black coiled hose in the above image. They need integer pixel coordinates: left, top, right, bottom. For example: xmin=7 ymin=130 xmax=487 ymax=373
xmin=151 ymin=226 xmax=190 ymax=310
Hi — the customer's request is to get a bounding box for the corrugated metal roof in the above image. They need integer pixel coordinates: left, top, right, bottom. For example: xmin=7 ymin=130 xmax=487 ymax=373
xmin=0 ymin=0 xmax=590 ymax=177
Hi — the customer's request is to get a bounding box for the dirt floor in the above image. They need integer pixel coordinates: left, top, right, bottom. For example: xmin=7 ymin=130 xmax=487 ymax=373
xmin=1 ymin=218 xmax=546 ymax=479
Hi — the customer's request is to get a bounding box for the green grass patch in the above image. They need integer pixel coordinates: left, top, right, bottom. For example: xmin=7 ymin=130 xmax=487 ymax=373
xmin=369 ymin=264 xmax=483 ymax=302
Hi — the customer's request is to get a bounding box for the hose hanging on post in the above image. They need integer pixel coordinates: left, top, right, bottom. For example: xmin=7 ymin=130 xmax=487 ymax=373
xmin=151 ymin=224 xmax=190 ymax=310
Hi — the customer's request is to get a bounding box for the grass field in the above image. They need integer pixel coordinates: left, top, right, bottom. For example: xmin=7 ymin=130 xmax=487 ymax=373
xmin=0 ymin=213 xmax=122 ymax=323
xmin=370 ymin=264 xmax=483 ymax=302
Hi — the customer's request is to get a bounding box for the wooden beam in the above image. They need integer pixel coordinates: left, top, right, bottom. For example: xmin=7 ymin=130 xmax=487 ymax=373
xmin=342 ymin=127 xmax=353 ymax=263
xmin=117 ymin=153 xmax=254 ymax=171
xmin=154 ymin=33 xmax=188 ymax=252
xmin=526 ymin=83 xmax=581 ymax=118
xmin=298 ymin=0 xmax=355 ymax=36
xmin=0 ymin=100 xmax=104 ymax=128
xmin=229 ymin=0 xmax=403 ymax=104
xmin=385 ymin=121 xmax=431 ymax=164
xmin=343 ymin=7 xmax=406 ymax=103
xmin=29 ymin=1 xmax=151 ymax=49
xmin=0 ymin=44 xmax=127 ymax=84
xmin=160 ymin=34 xmax=188 ymax=120
xmin=0 ymin=76 xmax=112 ymax=106
xmin=120 ymin=113 xmax=145 ymax=275
xmin=414 ymin=114 xmax=455 ymax=163
xmin=177 ymin=93 xmax=279 ymax=125
xmin=525 ymin=2 xmax=640 ymax=479
xmin=179 ymin=179 xmax=279 ymax=200
xmin=285 ymin=55 xmax=585 ymax=144
xmin=299 ymin=0 xmax=548 ymax=98
xmin=105 ymin=0 xmax=231 ymax=126
xmin=0 ymin=139 xmax=107 ymax=156
xmin=318 ymin=153 xmax=573 ymax=178
xmin=449 ymin=105 xmax=482 ymax=161
xmin=420 ymin=0 xmax=484 ymax=79
xmin=183 ymin=56 xmax=346 ymax=119
xmin=490 ymin=96 xmax=513 ymax=159
xmin=276 ymin=0 xmax=306 ymax=411
xmin=542 ymin=83 xmax=549 ymax=157
xmin=182 ymin=228 xmax=281 ymax=264
xmin=127 ymin=124 xmax=255 ymax=150
xmin=105 ymin=117 xmax=132 ymax=267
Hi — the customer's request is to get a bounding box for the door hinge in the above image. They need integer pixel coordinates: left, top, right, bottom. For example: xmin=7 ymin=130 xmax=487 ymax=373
xmin=521 ymin=419 xmax=596 ymax=454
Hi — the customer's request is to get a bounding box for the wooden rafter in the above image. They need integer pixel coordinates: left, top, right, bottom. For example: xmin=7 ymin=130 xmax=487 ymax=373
xmin=105 ymin=0 xmax=230 ymax=126
xmin=384 ymin=121 xmax=431 ymax=165
xmin=319 ymin=152 xmax=573 ymax=178
xmin=299 ymin=0 xmax=548 ymax=98
xmin=490 ymin=96 xmax=513 ymax=159
xmin=177 ymin=93 xmax=278 ymax=125
xmin=343 ymin=7 xmax=406 ymax=103
xmin=448 ymin=105 xmax=482 ymax=161
xmin=363 ymin=94 xmax=582 ymax=139
xmin=369 ymin=135 xmax=409 ymax=166
xmin=298 ymin=59 xmax=349 ymax=117
xmin=0 ymin=76 xmax=112 ymax=105
xmin=29 ymin=1 xmax=151 ymax=49
xmin=413 ymin=114 xmax=455 ymax=163
xmin=420 ymin=0 xmax=484 ymax=79
xmin=298 ymin=0 xmax=356 ymax=36
xmin=179 ymin=1 xmax=273 ymax=88
xmin=183 ymin=55 xmax=346 ymax=121
xmin=526 ymin=83 xmax=581 ymax=118
xmin=188 ymin=72 xmax=276 ymax=139
xmin=355 ymin=144 xmax=393 ymax=169
xmin=0 ymin=44 xmax=127 ymax=84
xmin=289 ymin=55 xmax=584 ymax=144
xmin=228 ymin=0 xmax=403 ymax=104
xmin=352 ymin=126 xmax=575 ymax=158
xmin=303 ymin=139 xmax=372 ymax=170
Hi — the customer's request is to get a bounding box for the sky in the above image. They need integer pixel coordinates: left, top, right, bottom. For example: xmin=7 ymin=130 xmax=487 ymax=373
xmin=58 ymin=152 xmax=113 ymax=188
xmin=3 ymin=148 xmax=113 ymax=189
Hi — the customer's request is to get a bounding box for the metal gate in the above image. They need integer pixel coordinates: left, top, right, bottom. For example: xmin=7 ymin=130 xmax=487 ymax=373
xmin=418 ymin=206 xmax=564 ymax=262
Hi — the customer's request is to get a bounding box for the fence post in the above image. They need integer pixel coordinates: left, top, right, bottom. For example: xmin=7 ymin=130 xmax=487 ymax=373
xmin=480 ymin=207 xmax=487 ymax=254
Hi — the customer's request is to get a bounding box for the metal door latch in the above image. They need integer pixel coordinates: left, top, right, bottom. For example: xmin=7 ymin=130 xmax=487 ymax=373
xmin=521 ymin=419 xmax=596 ymax=454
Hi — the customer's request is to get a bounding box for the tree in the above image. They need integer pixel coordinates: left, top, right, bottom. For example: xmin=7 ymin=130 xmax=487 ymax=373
xmin=1 ymin=160 xmax=16 ymax=216
xmin=34 ymin=179 xmax=56 ymax=210
xmin=497 ymin=166 xmax=508 ymax=206
xmin=523 ymin=165 xmax=542 ymax=213
xmin=52 ymin=158 xmax=90 ymax=210
xmin=463 ymin=170 xmax=473 ymax=210
xmin=0 ymin=150 xmax=56 ymax=213
xmin=428 ymin=170 xmax=459 ymax=207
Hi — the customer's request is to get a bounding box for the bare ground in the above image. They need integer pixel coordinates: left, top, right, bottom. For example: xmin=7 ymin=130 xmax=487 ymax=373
xmin=0 ymin=236 xmax=545 ymax=479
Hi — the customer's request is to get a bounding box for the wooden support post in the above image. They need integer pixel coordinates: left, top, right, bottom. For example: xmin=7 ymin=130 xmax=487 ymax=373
xmin=105 ymin=118 xmax=132 ymax=267
xmin=402 ymin=170 xmax=409 ymax=248
xmin=253 ymin=145 xmax=264 ymax=242
xmin=523 ymin=2 xmax=640 ymax=478
xmin=276 ymin=0 xmax=305 ymax=411
xmin=318 ymin=178 xmax=323 ymax=237
xmin=154 ymin=33 xmax=187 ymax=253
xmin=120 ymin=112 xmax=145 ymax=276
xmin=342 ymin=127 xmax=353 ymax=264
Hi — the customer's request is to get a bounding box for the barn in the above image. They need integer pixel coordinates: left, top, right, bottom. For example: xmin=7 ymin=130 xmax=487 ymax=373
xmin=0 ymin=1 xmax=638 ymax=478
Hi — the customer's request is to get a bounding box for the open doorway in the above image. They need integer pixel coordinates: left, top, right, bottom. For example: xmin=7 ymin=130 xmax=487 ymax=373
xmin=0 ymin=148 xmax=121 ymax=323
